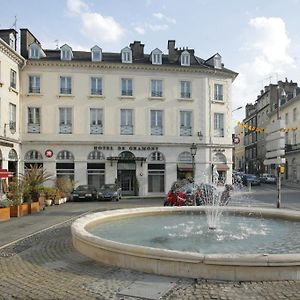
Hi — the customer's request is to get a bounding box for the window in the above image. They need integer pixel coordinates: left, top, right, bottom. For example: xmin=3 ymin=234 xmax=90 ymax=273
xmin=151 ymin=80 xmax=163 ymax=97
xmin=60 ymin=76 xmax=72 ymax=94
xmin=91 ymin=77 xmax=102 ymax=95
xmin=214 ymin=113 xmax=224 ymax=137
xmin=59 ymin=107 xmax=72 ymax=134
xmin=293 ymin=107 xmax=297 ymax=122
xmin=120 ymin=109 xmax=133 ymax=135
xmin=121 ymin=47 xmax=132 ymax=63
xmin=285 ymin=113 xmax=289 ymax=125
xmin=180 ymin=111 xmax=192 ymax=136
xmin=121 ymin=79 xmax=133 ymax=96
xmin=9 ymin=33 xmax=15 ymax=49
xmin=214 ymin=54 xmax=222 ymax=69
xmin=293 ymin=131 xmax=297 ymax=145
xmin=60 ymin=45 xmax=73 ymax=61
xmin=151 ymin=48 xmax=162 ymax=65
xmin=180 ymin=81 xmax=191 ymax=98
xmin=10 ymin=69 xmax=17 ymax=89
xmin=91 ymin=46 xmax=102 ymax=62
xmin=151 ymin=110 xmax=163 ymax=135
xmin=214 ymin=84 xmax=223 ymax=101
xmin=28 ymin=107 xmax=40 ymax=133
xmin=29 ymin=75 xmax=40 ymax=93
xmin=29 ymin=45 xmax=39 ymax=59
xmin=90 ymin=108 xmax=103 ymax=134
xmin=181 ymin=50 xmax=190 ymax=66
xmin=9 ymin=103 xmax=16 ymax=130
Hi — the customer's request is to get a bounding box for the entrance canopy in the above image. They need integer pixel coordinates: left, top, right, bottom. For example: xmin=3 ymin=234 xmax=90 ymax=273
xmin=177 ymin=163 xmax=192 ymax=172
xmin=215 ymin=164 xmax=229 ymax=171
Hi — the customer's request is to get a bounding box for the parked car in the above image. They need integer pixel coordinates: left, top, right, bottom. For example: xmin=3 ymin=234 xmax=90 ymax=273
xmin=242 ymin=174 xmax=261 ymax=186
xmin=260 ymin=173 xmax=276 ymax=184
xmin=97 ymin=184 xmax=121 ymax=201
xmin=71 ymin=185 xmax=97 ymax=201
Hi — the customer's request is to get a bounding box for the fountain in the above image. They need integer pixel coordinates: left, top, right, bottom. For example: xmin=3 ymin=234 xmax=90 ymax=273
xmin=71 ymin=176 xmax=300 ymax=281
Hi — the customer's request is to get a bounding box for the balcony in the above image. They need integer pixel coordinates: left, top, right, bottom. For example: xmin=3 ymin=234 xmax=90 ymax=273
xmin=29 ymin=87 xmax=40 ymax=93
xmin=59 ymin=124 xmax=72 ymax=134
xmin=28 ymin=123 xmax=40 ymax=133
xmin=180 ymin=92 xmax=191 ymax=98
xmin=120 ymin=125 xmax=133 ymax=135
xmin=91 ymin=89 xmax=102 ymax=96
xmin=180 ymin=126 xmax=192 ymax=136
xmin=285 ymin=143 xmax=300 ymax=153
xmin=151 ymin=91 xmax=163 ymax=97
xmin=151 ymin=126 xmax=163 ymax=135
xmin=60 ymin=88 xmax=72 ymax=95
xmin=90 ymin=124 xmax=103 ymax=134
xmin=121 ymin=90 xmax=133 ymax=97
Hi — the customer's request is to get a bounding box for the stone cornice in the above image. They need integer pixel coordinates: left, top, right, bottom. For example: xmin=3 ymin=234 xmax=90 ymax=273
xmin=25 ymin=59 xmax=237 ymax=79
xmin=0 ymin=39 xmax=25 ymax=66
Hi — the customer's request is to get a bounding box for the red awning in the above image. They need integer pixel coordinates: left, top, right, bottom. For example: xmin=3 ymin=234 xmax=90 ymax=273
xmin=177 ymin=163 xmax=193 ymax=172
xmin=215 ymin=164 xmax=229 ymax=171
xmin=0 ymin=169 xmax=14 ymax=178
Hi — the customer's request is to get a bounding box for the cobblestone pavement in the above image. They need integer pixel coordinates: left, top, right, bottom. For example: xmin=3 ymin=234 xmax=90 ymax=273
xmin=0 ymin=221 xmax=300 ymax=300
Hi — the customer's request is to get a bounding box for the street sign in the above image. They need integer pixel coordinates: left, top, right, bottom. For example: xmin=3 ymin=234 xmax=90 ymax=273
xmin=265 ymin=149 xmax=285 ymax=159
xmin=264 ymin=157 xmax=286 ymax=165
xmin=232 ymin=136 xmax=240 ymax=144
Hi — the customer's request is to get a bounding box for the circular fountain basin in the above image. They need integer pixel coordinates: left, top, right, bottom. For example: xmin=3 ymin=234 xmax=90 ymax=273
xmin=71 ymin=206 xmax=300 ymax=281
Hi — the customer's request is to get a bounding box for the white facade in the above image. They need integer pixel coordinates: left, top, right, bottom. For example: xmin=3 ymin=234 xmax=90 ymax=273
xmin=0 ymin=33 xmax=25 ymax=175
xmin=17 ymin=31 xmax=237 ymax=196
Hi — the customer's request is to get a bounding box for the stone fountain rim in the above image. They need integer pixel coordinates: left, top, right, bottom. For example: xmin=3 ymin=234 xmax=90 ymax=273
xmin=72 ymin=206 xmax=300 ymax=266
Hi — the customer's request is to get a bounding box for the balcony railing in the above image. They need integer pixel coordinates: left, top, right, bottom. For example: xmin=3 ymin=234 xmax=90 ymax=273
xmin=121 ymin=90 xmax=133 ymax=96
xmin=120 ymin=125 xmax=133 ymax=135
xmin=90 ymin=124 xmax=103 ymax=134
xmin=151 ymin=126 xmax=163 ymax=135
xmin=28 ymin=123 xmax=40 ymax=133
xmin=285 ymin=143 xmax=300 ymax=153
xmin=180 ymin=126 xmax=192 ymax=136
xmin=29 ymin=87 xmax=40 ymax=93
xmin=59 ymin=124 xmax=72 ymax=134
xmin=151 ymin=91 xmax=163 ymax=97
xmin=60 ymin=88 xmax=72 ymax=94
xmin=180 ymin=92 xmax=191 ymax=98
xmin=91 ymin=89 xmax=102 ymax=95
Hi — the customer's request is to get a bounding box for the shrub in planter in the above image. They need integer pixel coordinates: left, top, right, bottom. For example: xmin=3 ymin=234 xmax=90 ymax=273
xmin=7 ymin=177 xmax=23 ymax=217
xmin=0 ymin=199 xmax=11 ymax=221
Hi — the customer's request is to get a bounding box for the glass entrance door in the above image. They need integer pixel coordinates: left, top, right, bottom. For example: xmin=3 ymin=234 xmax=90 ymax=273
xmin=118 ymin=169 xmax=136 ymax=195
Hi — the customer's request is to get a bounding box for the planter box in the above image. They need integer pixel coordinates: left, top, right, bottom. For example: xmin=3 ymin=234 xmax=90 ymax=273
xmin=29 ymin=202 xmax=40 ymax=214
xmin=21 ymin=203 xmax=29 ymax=216
xmin=0 ymin=207 xmax=10 ymax=221
xmin=10 ymin=205 xmax=22 ymax=217
xmin=45 ymin=199 xmax=53 ymax=206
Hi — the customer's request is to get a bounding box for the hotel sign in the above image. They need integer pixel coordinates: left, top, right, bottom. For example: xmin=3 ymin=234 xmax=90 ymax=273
xmin=94 ymin=145 xmax=159 ymax=151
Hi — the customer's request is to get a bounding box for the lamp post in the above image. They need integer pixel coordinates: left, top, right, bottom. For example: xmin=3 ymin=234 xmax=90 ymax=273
xmin=232 ymin=106 xmax=243 ymax=113
xmin=190 ymin=143 xmax=197 ymax=180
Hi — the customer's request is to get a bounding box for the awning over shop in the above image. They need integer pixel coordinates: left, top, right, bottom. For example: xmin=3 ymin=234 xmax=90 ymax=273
xmin=177 ymin=163 xmax=193 ymax=172
xmin=0 ymin=169 xmax=14 ymax=178
xmin=215 ymin=164 xmax=229 ymax=171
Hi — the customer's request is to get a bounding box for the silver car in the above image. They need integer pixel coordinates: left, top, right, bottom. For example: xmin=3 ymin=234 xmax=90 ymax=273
xmin=97 ymin=184 xmax=122 ymax=201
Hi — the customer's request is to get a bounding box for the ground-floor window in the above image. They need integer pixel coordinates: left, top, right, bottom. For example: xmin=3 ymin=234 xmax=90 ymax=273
xmin=87 ymin=163 xmax=105 ymax=188
xmin=148 ymin=164 xmax=165 ymax=192
xmin=56 ymin=162 xmax=74 ymax=181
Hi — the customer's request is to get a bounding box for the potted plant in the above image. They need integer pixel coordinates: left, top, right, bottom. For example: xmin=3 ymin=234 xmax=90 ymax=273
xmin=54 ymin=177 xmax=74 ymax=203
xmin=20 ymin=165 xmax=53 ymax=213
xmin=0 ymin=198 xmax=11 ymax=221
xmin=7 ymin=177 xmax=23 ymax=217
xmin=43 ymin=186 xmax=56 ymax=206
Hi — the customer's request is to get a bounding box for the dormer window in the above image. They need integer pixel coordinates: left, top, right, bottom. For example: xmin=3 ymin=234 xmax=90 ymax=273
xmin=151 ymin=48 xmax=162 ymax=65
xmin=214 ymin=54 xmax=222 ymax=69
xmin=60 ymin=44 xmax=73 ymax=61
xmin=121 ymin=47 xmax=132 ymax=63
xmin=91 ymin=45 xmax=102 ymax=62
xmin=181 ymin=50 xmax=190 ymax=66
xmin=9 ymin=33 xmax=15 ymax=50
xmin=29 ymin=44 xmax=39 ymax=59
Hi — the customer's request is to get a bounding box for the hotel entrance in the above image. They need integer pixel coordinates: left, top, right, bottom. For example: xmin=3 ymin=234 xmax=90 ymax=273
xmin=117 ymin=151 xmax=137 ymax=196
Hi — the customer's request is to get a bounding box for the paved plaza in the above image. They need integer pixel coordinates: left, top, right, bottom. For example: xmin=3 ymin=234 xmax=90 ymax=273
xmin=0 ymin=198 xmax=300 ymax=300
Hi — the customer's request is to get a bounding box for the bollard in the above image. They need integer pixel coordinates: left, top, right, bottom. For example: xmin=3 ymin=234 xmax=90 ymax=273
xmin=248 ymin=182 xmax=251 ymax=192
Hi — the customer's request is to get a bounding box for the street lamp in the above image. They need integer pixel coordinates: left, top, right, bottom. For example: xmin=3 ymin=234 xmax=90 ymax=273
xmin=232 ymin=106 xmax=243 ymax=113
xmin=190 ymin=143 xmax=197 ymax=179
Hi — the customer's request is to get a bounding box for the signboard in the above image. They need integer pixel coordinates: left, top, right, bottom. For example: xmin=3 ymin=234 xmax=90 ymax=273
xmin=264 ymin=158 xmax=286 ymax=165
xmin=45 ymin=149 xmax=54 ymax=158
xmin=266 ymin=131 xmax=285 ymax=142
xmin=266 ymin=139 xmax=285 ymax=151
xmin=265 ymin=149 xmax=285 ymax=159
xmin=232 ymin=136 xmax=240 ymax=144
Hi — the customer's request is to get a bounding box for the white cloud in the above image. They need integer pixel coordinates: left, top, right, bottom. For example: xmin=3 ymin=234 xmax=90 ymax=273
xmin=148 ymin=24 xmax=169 ymax=31
xmin=66 ymin=0 xmax=123 ymax=43
xmin=81 ymin=12 xmax=124 ymax=42
xmin=134 ymin=26 xmax=146 ymax=35
xmin=232 ymin=17 xmax=296 ymax=123
xmin=153 ymin=12 xmax=176 ymax=24
xmin=66 ymin=0 xmax=88 ymax=15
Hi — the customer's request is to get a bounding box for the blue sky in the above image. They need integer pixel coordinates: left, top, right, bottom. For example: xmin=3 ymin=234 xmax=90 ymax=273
xmin=1 ymin=0 xmax=300 ymax=125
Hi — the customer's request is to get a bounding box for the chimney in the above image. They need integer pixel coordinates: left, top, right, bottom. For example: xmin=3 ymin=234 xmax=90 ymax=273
xmin=168 ymin=40 xmax=178 ymax=63
xmin=20 ymin=28 xmax=41 ymax=58
xmin=129 ymin=41 xmax=144 ymax=60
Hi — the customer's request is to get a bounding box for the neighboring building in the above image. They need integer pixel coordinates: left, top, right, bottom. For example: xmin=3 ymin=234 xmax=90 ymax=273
xmin=233 ymin=124 xmax=244 ymax=172
xmin=2 ymin=28 xmax=237 ymax=196
xmin=0 ymin=29 xmax=25 ymax=177
xmin=242 ymin=79 xmax=300 ymax=180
